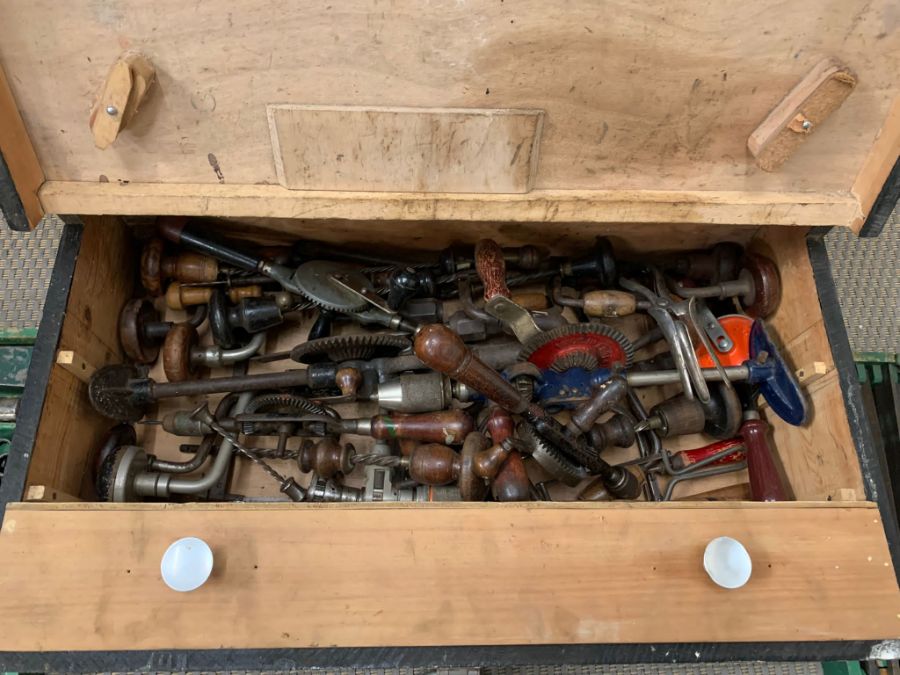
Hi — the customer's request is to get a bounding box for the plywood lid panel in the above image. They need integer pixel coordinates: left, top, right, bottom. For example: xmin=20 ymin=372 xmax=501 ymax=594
xmin=0 ymin=1 xmax=896 ymax=227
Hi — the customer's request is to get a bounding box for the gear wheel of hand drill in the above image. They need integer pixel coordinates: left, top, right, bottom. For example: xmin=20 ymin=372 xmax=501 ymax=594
xmin=519 ymin=323 xmax=634 ymax=372
xmin=291 ymin=261 xmax=372 ymax=313
xmin=290 ymin=333 xmax=411 ymax=364
xmin=519 ymin=425 xmax=588 ymax=487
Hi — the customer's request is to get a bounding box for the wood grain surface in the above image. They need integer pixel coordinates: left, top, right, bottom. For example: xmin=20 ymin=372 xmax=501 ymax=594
xmin=269 ymin=105 xmax=543 ymax=193
xmin=0 ymin=501 xmax=897 ymax=650
xmin=0 ymin=0 xmax=895 ymax=197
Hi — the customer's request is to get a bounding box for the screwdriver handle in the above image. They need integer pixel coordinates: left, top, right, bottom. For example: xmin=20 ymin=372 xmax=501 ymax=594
xmin=741 ymin=415 xmax=788 ymax=501
xmin=414 ymin=324 xmax=528 ymax=414
xmin=369 ymin=410 xmax=474 ymax=445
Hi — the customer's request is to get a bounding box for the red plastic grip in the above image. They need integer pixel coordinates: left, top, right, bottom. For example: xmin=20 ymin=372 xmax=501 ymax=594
xmin=672 ymin=438 xmax=745 ymax=470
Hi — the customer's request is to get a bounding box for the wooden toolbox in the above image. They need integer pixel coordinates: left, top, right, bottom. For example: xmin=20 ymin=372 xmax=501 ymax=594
xmin=0 ymin=1 xmax=898 ymax=670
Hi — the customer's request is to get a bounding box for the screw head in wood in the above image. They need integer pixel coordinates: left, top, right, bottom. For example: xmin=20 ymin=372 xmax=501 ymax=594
xmin=105 ymin=104 xmax=119 ymax=116
xmin=801 ymin=119 xmax=812 ymax=130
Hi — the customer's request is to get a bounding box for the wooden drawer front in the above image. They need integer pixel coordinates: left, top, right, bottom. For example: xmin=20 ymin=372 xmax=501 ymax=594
xmin=0 ymin=502 xmax=898 ymax=651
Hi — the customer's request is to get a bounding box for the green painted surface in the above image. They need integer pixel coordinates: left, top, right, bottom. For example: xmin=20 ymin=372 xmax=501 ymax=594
xmin=822 ymin=662 xmax=865 ymax=675
xmin=0 ymin=346 xmax=32 ymax=393
xmin=0 ymin=328 xmax=37 ymax=345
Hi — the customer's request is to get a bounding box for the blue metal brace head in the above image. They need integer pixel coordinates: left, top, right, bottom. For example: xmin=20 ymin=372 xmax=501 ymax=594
xmin=747 ymin=319 xmax=808 ymax=426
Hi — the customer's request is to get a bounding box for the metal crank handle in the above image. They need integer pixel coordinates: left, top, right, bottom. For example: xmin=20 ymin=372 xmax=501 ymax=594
xmin=626 ymin=365 xmax=750 ymax=387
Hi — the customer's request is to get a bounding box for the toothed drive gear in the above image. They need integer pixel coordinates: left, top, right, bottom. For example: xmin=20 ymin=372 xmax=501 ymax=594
xmin=290 ymin=333 xmax=411 ymax=364
xmin=291 ymin=261 xmax=372 ymax=313
xmin=519 ymin=424 xmax=588 ymax=487
xmin=519 ymin=323 xmax=634 ymax=372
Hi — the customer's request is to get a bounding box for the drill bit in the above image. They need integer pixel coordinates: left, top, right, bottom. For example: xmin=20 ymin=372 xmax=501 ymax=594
xmin=190 ymin=403 xmax=306 ymax=501
xmin=352 ymin=454 xmax=404 ymax=468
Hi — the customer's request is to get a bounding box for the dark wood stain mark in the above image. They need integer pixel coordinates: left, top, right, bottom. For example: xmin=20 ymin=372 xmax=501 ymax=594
xmin=208 ymin=153 xmax=225 ymax=183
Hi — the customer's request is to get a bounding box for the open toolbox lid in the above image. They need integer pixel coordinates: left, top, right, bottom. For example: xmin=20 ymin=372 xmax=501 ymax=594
xmin=0 ymin=1 xmax=897 ymax=230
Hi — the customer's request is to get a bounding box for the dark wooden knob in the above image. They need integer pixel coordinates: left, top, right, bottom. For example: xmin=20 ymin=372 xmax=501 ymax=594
xmin=162 ymin=322 xmax=201 ymax=382
xmin=369 ymin=410 xmax=474 ymax=445
xmin=472 ymin=441 xmax=512 ymax=480
xmin=743 ymin=253 xmax=781 ymax=318
xmin=741 ymin=415 xmax=788 ymax=501
xmin=458 ymin=432 xmax=490 ymax=501
xmin=485 ymin=407 xmax=514 ymax=444
xmin=475 ymin=239 xmax=510 ymax=301
xmin=335 ymin=367 xmax=362 ymax=396
xmin=140 ymin=238 xmax=166 ymax=295
xmin=119 ymin=298 xmax=162 ymax=364
xmin=157 ymin=215 xmax=188 ymax=243
xmin=407 ymin=444 xmax=460 ymax=485
xmin=491 ymin=450 xmax=532 ymax=502
xmin=414 ymin=324 xmax=527 ymax=414
xmin=298 ymin=438 xmax=354 ymax=479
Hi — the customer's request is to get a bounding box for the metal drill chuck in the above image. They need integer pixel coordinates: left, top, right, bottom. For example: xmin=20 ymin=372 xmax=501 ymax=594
xmin=305 ymin=474 xmax=363 ymax=502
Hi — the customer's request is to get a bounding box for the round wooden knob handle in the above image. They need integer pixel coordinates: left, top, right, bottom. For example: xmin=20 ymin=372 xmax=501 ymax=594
xmin=743 ymin=253 xmax=781 ymax=318
xmin=140 ymin=238 xmax=166 ymax=295
xmin=408 ymin=444 xmax=460 ymax=485
xmin=484 ymin=407 xmax=514 ymax=444
xmin=475 ymin=239 xmax=510 ymax=301
xmin=491 ymin=450 xmax=531 ymax=502
xmin=162 ymin=323 xmax=201 ymax=382
xmin=335 ymin=367 xmax=362 ymax=396
xmin=298 ymin=438 xmax=355 ymax=479
xmin=472 ymin=441 xmax=512 ymax=480
xmin=119 ymin=298 xmax=162 ymax=364
xmin=414 ymin=324 xmax=527 ymax=414
xmin=458 ymin=432 xmax=490 ymax=501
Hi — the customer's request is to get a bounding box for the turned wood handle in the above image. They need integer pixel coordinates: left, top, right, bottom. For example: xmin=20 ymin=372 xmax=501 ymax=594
xmin=414 ymin=324 xmax=528 ymax=414
xmin=161 ymin=253 xmax=219 ymax=284
xmin=408 ymin=444 xmax=461 ymax=485
xmin=369 ymin=410 xmax=474 ymax=445
xmin=298 ymin=438 xmax=354 ymax=479
xmin=475 ymin=239 xmax=511 ymax=301
xmin=741 ymin=417 xmax=788 ymax=501
xmin=472 ymin=442 xmax=511 ymax=480
xmin=492 ymin=450 xmax=531 ymax=501
xmin=485 ymin=407 xmax=514 ymax=444
xmin=167 ymin=282 xmax=263 ymax=310
xmin=582 ymin=290 xmax=637 ymax=318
